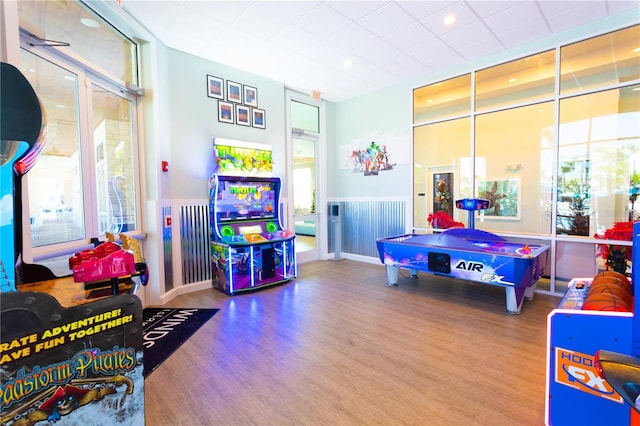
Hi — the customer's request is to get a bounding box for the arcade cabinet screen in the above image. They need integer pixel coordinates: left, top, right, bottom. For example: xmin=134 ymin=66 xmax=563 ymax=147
xmin=216 ymin=180 xmax=277 ymax=221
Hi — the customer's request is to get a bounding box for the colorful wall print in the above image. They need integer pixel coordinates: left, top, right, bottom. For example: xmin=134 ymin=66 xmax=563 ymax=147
xmin=348 ymin=141 xmax=395 ymax=176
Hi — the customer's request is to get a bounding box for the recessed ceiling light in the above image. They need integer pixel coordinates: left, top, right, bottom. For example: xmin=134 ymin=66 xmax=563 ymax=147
xmin=80 ymin=18 xmax=100 ymax=29
xmin=343 ymin=60 xmax=353 ymax=69
xmin=443 ymin=15 xmax=456 ymax=25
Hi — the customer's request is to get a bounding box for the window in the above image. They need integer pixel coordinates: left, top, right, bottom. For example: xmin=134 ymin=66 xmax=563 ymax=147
xmin=413 ymin=74 xmax=471 ymax=124
xmin=558 ymin=85 xmax=640 ymax=235
xmin=560 ymin=25 xmax=640 ymax=96
xmin=476 ymin=50 xmax=555 ymax=112
xmin=18 ymin=0 xmax=141 ymax=254
xmin=412 ymin=24 xmax=639 ymax=292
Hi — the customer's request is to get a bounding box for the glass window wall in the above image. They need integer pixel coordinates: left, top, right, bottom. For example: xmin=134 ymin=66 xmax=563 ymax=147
xmin=413 ymin=24 xmax=639 ymax=289
xmin=413 ymin=118 xmax=471 ymax=229
xmin=413 ymin=74 xmax=471 ymax=124
xmin=560 ymin=25 xmax=640 ymax=96
xmin=476 ymin=50 xmax=555 ymax=112
xmin=474 ymin=102 xmax=555 ymax=234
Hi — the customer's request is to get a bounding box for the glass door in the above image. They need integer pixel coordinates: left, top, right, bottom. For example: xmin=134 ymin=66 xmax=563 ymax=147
xmin=292 ymin=134 xmax=319 ymax=262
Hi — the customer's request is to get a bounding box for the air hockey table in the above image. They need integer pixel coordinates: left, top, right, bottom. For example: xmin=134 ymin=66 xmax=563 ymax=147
xmin=376 ymin=199 xmax=550 ymax=314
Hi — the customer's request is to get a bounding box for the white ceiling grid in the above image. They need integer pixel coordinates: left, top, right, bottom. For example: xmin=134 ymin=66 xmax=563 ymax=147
xmin=122 ymin=0 xmax=640 ymax=102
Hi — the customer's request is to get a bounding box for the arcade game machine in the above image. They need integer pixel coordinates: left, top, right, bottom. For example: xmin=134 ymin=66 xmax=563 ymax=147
xmin=0 ymin=63 xmax=48 ymax=292
xmin=1 ymin=63 xmax=145 ymax=425
xmin=546 ymin=221 xmax=640 ymax=425
xmin=377 ymin=198 xmax=549 ymax=314
xmin=209 ymin=138 xmax=296 ymax=294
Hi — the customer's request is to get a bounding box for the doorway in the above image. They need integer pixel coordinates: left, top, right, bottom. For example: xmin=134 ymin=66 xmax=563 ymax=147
xmin=288 ymin=96 xmax=323 ymax=263
xmin=292 ymin=133 xmax=319 ymax=262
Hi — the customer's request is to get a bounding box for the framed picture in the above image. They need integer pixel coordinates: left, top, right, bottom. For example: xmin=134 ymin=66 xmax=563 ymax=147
xmin=432 ymin=172 xmax=454 ymax=217
xmin=236 ymin=105 xmax=250 ymax=126
xmin=243 ymin=85 xmax=258 ymax=107
xmin=252 ymin=108 xmax=265 ymax=129
xmin=207 ymin=75 xmax=223 ymax=99
xmin=218 ymin=101 xmax=234 ymax=124
xmin=227 ymin=80 xmax=242 ymax=103
xmin=476 ymin=178 xmax=521 ymax=220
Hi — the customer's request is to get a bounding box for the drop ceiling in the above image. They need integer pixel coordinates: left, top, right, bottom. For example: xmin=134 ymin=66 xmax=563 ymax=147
xmin=121 ymin=0 xmax=639 ymax=103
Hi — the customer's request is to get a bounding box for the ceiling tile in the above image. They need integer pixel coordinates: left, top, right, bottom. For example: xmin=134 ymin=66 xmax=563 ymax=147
xmin=253 ymin=1 xmax=320 ymax=23
xmin=326 ymin=23 xmax=378 ymax=52
xmin=356 ymin=2 xmax=416 ymax=37
xmin=418 ymin=2 xmax=479 ymax=36
xmin=496 ymin=19 xmax=552 ymax=48
xmin=182 ymin=1 xmax=252 ymax=23
xmin=544 ymin=2 xmax=609 ymax=32
xmin=122 ymin=1 xmax=185 ymax=38
xmin=293 ymin=3 xmax=352 ymax=38
xmin=466 ymin=1 xmax=526 ymax=19
xmin=439 ymin=21 xmax=496 ymax=49
xmin=324 ymin=1 xmax=388 ymax=21
xmin=396 ymin=1 xmax=457 ymax=20
xmin=404 ymin=36 xmax=459 ymax=60
xmin=236 ymin=5 xmax=289 ymax=39
xmin=483 ymin=1 xmax=545 ymax=35
xmin=455 ymin=36 xmax=505 ymax=59
xmin=606 ymin=0 xmax=640 ymax=15
xmin=385 ymin=22 xmax=437 ymax=51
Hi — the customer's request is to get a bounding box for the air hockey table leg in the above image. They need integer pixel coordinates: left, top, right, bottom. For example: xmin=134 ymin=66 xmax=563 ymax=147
xmin=385 ymin=265 xmax=400 ymax=286
xmin=504 ymin=286 xmax=528 ymax=314
xmin=524 ymin=283 xmax=537 ymax=301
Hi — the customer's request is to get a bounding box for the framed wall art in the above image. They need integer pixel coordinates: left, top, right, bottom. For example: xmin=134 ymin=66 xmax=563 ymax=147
xmin=236 ymin=105 xmax=250 ymax=126
xmin=218 ymin=101 xmax=234 ymax=124
xmin=476 ymin=178 xmax=521 ymax=220
xmin=207 ymin=75 xmax=224 ymax=99
xmin=243 ymin=85 xmax=258 ymax=107
xmin=227 ymin=80 xmax=242 ymax=103
xmin=252 ymin=108 xmax=265 ymax=129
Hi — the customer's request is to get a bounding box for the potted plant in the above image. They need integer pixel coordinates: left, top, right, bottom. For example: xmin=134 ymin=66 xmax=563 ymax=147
xmin=594 ymin=221 xmax=635 ymax=275
xmin=427 ymin=211 xmax=464 ymax=229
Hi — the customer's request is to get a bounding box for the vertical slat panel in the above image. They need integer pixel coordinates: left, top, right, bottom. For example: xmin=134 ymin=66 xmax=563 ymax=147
xmin=180 ymin=204 xmax=212 ymax=285
xmin=340 ymin=201 xmax=405 ymax=257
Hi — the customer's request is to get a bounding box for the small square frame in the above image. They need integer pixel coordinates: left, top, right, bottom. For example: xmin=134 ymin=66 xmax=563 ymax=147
xmin=207 ymin=75 xmax=224 ymax=99
xmin=252 ymin=108 xmax=266 ymax=129
xmin=243 ymin=85 xmax=258 ymax=107
xmin=236 ymin=105 xmax=251 ymax=126
xmin=218 ymin=101 xmax=234 ymax=124
xmin=227 ymin=80 xmax=242 ymax=103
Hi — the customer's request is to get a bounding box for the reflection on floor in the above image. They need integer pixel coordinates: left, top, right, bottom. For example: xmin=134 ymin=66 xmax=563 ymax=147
xmin=295 ymin=235 xmax=315 ymax=252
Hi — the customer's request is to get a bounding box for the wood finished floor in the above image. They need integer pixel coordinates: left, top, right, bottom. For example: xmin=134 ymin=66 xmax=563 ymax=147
xmin=144 ymin=259 xmax=560 ymax=426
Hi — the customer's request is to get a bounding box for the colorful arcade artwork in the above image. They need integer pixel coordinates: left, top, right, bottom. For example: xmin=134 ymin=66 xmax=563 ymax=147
xmin=213 ymin=137 xmax=272 ymax=176
xmin=0 ymin=292 xmax=145 ymax=426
